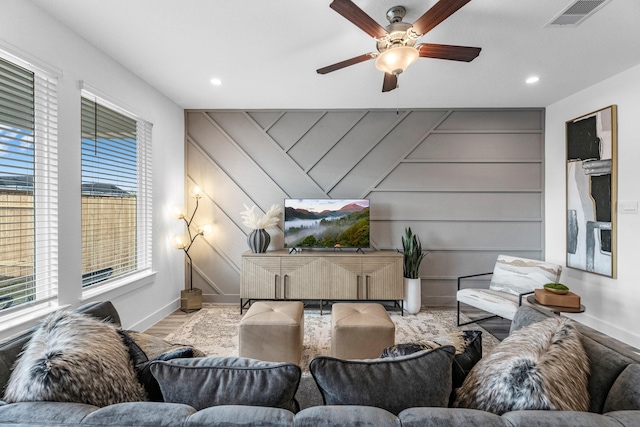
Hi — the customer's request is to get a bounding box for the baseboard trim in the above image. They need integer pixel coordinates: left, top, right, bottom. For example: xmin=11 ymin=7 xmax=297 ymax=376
xmin=130 ymin=298 xmax=180 ymax=332
xmin=565 ymin=312 xmax=640 ymax=350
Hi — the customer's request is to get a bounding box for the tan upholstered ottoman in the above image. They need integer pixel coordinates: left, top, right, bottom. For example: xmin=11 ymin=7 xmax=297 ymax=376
xmin=239 ymin=301 xmax=304 ymax=365
xmin=331 ymin=303 xmax=395 ymax=359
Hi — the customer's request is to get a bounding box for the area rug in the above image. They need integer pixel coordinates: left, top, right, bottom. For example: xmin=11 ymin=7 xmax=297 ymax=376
xmin=164 ymin=304 xmax=500 ymax=370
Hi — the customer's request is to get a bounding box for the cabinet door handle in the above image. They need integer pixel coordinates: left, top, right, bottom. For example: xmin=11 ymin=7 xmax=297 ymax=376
xmin=365 ymin=275 xmax=370 ymax=299
xmin=274 ymin=275 xmax=279 ymax=299
xmin=283 ymin=275 xmax=288 ymax=299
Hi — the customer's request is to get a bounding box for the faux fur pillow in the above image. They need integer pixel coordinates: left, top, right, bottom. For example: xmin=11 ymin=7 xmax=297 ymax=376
xmin=3 ymin=310 xmax=145 ymax=407
xmin=454 ymin=317 xmax=589 ymax=415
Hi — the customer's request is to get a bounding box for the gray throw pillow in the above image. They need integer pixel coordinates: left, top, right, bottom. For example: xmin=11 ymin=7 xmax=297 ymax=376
xmin=3 ymin=310 xmax=145 ymax=407
xmin=119 ymin=330 xmax=205 ymax=401
xmin=454 ymin=317 xmax=589 ymax=415
xmin=149 ymin=357 xmax=301 ymax=412
xmin=309 ymin=345 xmax=455 ymax=415
xmin=380 ymin=330 xmax=482 ymax=405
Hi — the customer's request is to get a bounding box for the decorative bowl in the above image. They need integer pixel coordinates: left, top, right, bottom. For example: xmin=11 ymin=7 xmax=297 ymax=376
xmin=544 ymin=283 xmax=569 ymax=295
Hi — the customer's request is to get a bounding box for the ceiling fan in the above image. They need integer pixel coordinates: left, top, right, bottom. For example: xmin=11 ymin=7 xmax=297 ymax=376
xmin=317 ymin=0 xmax=482 ymax=92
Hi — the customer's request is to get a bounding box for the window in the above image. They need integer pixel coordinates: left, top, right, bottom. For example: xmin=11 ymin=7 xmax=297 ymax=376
xmin=80 ymin=92 xmax=152 ymax=289
xmin=0 ymin=54 xmax=58 ymax=312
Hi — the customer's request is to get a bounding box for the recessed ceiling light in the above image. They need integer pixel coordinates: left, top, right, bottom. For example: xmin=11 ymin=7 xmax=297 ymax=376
xmin=210 ymin=78 xmax=222 ymax=86
xmin=526 ymin=76 xmax=540 ymax=84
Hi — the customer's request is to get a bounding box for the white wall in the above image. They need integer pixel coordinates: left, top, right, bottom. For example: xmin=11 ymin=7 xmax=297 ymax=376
xmin=545 ymin=63 xmax=640 ymax=348
xmin=0 ymin=0 xmax=185 ymax=334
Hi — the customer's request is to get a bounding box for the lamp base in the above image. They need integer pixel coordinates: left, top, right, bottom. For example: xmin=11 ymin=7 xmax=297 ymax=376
xmin=180 ymin=288 xmax=202 ymax=313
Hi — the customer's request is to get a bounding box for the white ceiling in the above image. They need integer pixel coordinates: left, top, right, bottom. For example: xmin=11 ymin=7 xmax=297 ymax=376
xmin=30 ymin=0 xmax=640 ymax=109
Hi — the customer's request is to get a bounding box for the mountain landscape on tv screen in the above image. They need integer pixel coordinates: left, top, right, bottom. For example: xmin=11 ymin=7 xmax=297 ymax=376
xmin=284 ymin=200 xmax=370 ymax=248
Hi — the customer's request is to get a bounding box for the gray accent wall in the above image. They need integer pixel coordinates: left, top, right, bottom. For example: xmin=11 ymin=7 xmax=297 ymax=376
xmin=184 ymin=108 xmax=545 ymax=306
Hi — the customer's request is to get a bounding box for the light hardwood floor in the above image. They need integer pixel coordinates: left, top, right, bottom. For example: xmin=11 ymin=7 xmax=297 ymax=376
xmin=144 ymin=309 xmax=199 ymax=338
xmin=144 ymin=304 xmax=510 ymax=341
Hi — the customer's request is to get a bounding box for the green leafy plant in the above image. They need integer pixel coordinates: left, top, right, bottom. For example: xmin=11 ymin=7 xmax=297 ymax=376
xmin=401 ymin=227 xmax=426 ymax=279
xmin=544 ymin=282 xmax=569 ymax=294
xmin=544 ymin=282 xmax=569 ymax=291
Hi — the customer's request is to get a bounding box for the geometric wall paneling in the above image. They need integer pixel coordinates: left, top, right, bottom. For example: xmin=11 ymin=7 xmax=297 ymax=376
xmin=186 ymin=142 xmax=276 ymax=252
xmin=286 ymin=111 xmax=366 ymax=172
xmin=185 ymin=143 xmax=279 ymax=263
xmin=189 ymin=236 xmax=238 ymax=298
xmin=186 ymin=112 xmax=288 ymax=208
xmin=308 ymin=111 xmax=406 ymax=191
xmin=184 ymin=108 xmax=545 ymax=306
xmin=407 ymin=133 xmax=543 ymax=161
xmin=259 ymin=111 xmax=324 ymax=151
xmin=372 ymin=220 xmax=542 ymax=251
xmin=246 ymin=111 xmax=286 ymax=134
xmin=330 ymin=110 xmax=450 ymax=197
xmin=368 ymin=192 xmax=542 ymax=221
xmin=207 ymin=112 xmax=325 ymax=197
xmin=186 ymin=143 xmax=248 ymax=218
xmin=377 ymin=163 xmax=542 ymax=191
xmin=434 ymin=110 xmax=543 ymax=131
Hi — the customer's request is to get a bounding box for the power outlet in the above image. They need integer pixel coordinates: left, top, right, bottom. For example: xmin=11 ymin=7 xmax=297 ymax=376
xmin=618 ymin=200 xmax=638 ymax=214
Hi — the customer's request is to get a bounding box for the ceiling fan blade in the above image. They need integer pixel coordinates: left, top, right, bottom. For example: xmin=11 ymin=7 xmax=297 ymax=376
xmin=317 ymin=53 xmax=375 ymax=74
xmin=417 ymin=44 xmax=481 ymax=62
xmin=330 ymin=0 xmax=388 ymax=39
xmin=411 ymin=0 xmax=473 ymax=36
xmin=382 ymin=73 xmax=398 ymax=92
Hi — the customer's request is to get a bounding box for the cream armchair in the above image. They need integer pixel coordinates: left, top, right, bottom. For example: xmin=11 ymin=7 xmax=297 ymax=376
xmin=456 ymin=255 xmax=562 ymax=326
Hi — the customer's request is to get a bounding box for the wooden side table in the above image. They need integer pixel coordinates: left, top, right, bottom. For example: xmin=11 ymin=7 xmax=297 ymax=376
xmin=526 ymin=295 xmax=585 ymax=315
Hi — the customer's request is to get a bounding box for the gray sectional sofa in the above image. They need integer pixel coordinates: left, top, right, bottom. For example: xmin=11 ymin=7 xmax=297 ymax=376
xmin=1 ymin=301 xmax=639 ymax=426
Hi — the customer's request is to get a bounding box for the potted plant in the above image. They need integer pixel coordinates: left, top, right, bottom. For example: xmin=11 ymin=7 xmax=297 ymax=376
xmin=401 ymin=227 xmax=426 ymax=314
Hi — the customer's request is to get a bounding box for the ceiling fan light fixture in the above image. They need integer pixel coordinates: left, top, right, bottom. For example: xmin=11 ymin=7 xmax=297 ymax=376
xmin=374 ymin=46 xmax=418 ymax=75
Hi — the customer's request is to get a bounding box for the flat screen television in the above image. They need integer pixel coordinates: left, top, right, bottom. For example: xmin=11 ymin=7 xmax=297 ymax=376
xmin=284 ymin=198 xmax=370 ymax=249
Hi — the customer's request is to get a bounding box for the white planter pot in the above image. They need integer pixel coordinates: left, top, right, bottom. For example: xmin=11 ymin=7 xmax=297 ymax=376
xmin=403 ymin=277 xmax=422 ymax=314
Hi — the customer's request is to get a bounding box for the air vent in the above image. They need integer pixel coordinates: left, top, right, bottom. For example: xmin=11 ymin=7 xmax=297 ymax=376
xmin=547 ymin=0 xmax=611 ymax=27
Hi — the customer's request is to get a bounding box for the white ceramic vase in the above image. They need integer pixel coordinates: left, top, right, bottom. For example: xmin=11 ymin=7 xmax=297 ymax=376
xmin=403 ymin=277 xmax=421 ymax=314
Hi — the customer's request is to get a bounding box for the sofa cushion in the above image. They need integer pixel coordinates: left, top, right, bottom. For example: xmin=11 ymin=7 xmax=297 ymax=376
xmin=454 ymin=317 xmax=589 ymax=415
xmin=81 ymin=401 xmax=196 ymax=426
xmin=603 ymin=364 xmax=640 ymax=412
xmin=2 ymin=310 xmax=145 ymax=407
xmin=488 ymin=255 xmax=561 ymax=296
xmin=309 ymin=345 xmax=455 ymax=415
xmin=149 ymin=357 xmax=301 ymax=413
xmin=191 ymin=405 xmax=296 ymax=427
xmin=380 ymin=330 xmax=482 ymax=405
xmin=501 ymin=409 xmax=622 ymax=427
xmin=295 ymin=405 xmax=400 ymax=427
xmin=398 ymin=407 xmax=505 ymax=427
xmin=0 ymin=401 xmax=97 ymax=425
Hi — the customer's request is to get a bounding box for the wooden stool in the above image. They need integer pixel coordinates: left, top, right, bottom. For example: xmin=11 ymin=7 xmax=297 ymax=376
xmin=239 ymin=301 xmax=304 ymax=365
xmin=331 ymin=303 xmax=395 ymax=359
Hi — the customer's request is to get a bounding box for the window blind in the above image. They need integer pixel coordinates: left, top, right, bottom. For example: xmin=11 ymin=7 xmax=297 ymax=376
xmin=0 ymin=55 xmax=58 ymax=311
xmin=81 ymin=96 xmax=152 ymax=287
